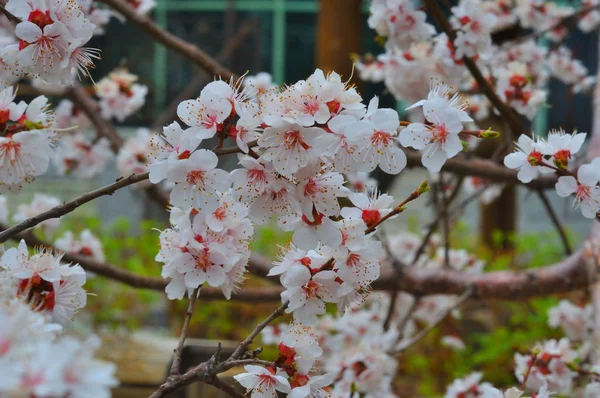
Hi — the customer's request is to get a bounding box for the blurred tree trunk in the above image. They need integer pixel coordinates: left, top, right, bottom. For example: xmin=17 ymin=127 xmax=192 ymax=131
xmin=315 ymin=0 xmax=363 ymax=81
xmin=477 ymin=120 xmax=517 ymax=250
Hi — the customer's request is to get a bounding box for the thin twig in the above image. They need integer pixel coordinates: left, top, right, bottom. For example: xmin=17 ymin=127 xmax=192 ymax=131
xmin=229 ymin=301 xmax=289 ymax=360
xmin=0 ymin=172 xmax=150 ymax=243
xmin=98 ymin=0 xmax=233 ymax=79
xmin=0 ymin=3 xmax=19 ymax=22
xmin=383 ymin=290 xmax=399 ymax=331
xmin=169 ymin=289 xmax=199 ymax=376
xmin=392 ymin=288 xmax=473 ymax=355
xmin=536 ymin=190 xmax=573 ymax=255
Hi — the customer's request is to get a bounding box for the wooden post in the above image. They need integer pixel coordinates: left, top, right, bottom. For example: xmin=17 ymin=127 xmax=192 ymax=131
xmin=315 ymin=0 xmax=363 ymax=80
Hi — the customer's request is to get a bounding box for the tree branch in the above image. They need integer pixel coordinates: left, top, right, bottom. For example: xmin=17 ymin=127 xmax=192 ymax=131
xmin=97 ymin=0 xmax=233 ymax=79
xmin=0 ymin=172 xmax=150 ymax=243
xmin=169 ymin=289 xmax=199 ymax=376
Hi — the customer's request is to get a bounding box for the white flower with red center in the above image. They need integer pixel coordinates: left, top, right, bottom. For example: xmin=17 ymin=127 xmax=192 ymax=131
xmin=503 ymin=134 xmax=553 ymax=183
xmin=96 ymin=69 xmax=148 ymax=122
xmin=14 ymin=194 xmax=61 ymax=237
xmin=2 ymin=0 xmax=97 ymax=83
xmin=244 ymin=72 xmax=277 ymax=98
xmin=340 ymin=191 xmax=394 ymax=229
xmin=280 ymin=323 xmax=323 ymax=374
xmin=514 ymin=338 xmax=577 ymax=394
xmin=368 ymin=0 xmax=435 ymax=49
xmin=450 ymin=0 xmax=497 ymax=59
xmin=400 ymin=100 xmax=464 ymax=172
xmin=319 ymin=71 xmax=365 ymax=118
xmin=55 ymin=229 xmax=105 ymax=263
xmin=148 ymin=122 xmax=202 ymax=184
xmin=346 ymin=172 xmax=378 ymax=194
xmin=173 ymin=221 xmax=238 ymax=291
xmin=579 ymin=0 xmax=600 ymax=32
xmin=230 ymin=103 xmax=262 ymax=153
xmin=116 ymin=128 xmax=155 ymax=179
xmin=334 ymin=240 xmax=381 ymax=290
xmin=319 ymin=114 xmax=363 ymax=173
xmin=296 ymin=166 xmax=349 ymax=218
xmin=1 ymin=241 xmax=87 ymax=324
xmin=233 ymin=365 xmax=291 ymax=398
xmin=494 ymin=62 xmax=547 ymax=119
xmin=258 ymin=121 xmax=325 ymax=176
xmin=53 ymin=133 xmax=112 ymax=179
xmin=547 ymin=300 xmax=592 ymax=341
xmin=269 ymin=246 xmax=329 ymax=277
xmin=281 ymin=69 xmax=332 ymax=126
xmin=542 ymin=129 xmax=586 ymax=169
xmin=281 ymin=266 xmax=339 ymax=325
xmin=230 ymin=156 xmax=274 ymax=203
xmin=444 ymin=372 xmax=493 ymax=398
xmin=555 ymin=162 xmax=600 ymax=219
xmin=249 ymin=178 xmax=301 ymax=224
xmin=167 ymin=149 xmax=231 ymax=213
xmin=53 ymin=99 xmax=90 ymax=131
xmin=289 ymin=373 xmax=334 ymax=398
xmin=205 ymin=191 xmax=250 ymax=233
xmin=281 ymin=210 xmax=343 ymax=250
xmin=0 ymin=130 xmax=51 ymax=188
xmin=177 ymin=88 xmax=232 ymax=140
xmin=407 ymin=80 xmax=473 ymax=123
xmin=346 ymin=97 xmax=406 ymax=174
xmin=0 ymin=86 xmax=26 ymax=130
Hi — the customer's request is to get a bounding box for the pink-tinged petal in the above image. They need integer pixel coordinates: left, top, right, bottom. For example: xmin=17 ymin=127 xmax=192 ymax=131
xmin=233 ymin=373 xmax=261 ymax=389
xmin=442 ymin=134 xmax=463 ymax=158
xmin=15 ymin=21 xmax=42 ymax=43
xmin=343 ymin=120 xmax=372 ymax=144
xmin=399 ymin=124 xmax=430 ymax=150
xmin=177 ymin=99 xmax=203 ymax=127
xmin=165 ymin=277 xmax=186 ymax=300
xmin=422 ymin=145 xmax=447 ymax=172
xmin=555 ymin=176 xmax=578 ymax=197
xmin=503 ymin=152 xmax=527 ymax=169
xmin=184 ymin=270 xmax=207 ymax=288
xmin=380 ymin=145 xmax=407 ymax=174
xmin=369 ymin=108 xmax=399 ymax=132
xmin=293 ymin=226 xmax=320 ymax=250
xmin=580 ymin=199 xmax=600 ymax=219
xmin=205 ymin=266 xmax=227 ymax=287
xmin=327 ymin=114 xmax=357 ymax=134
xmin=578 ymin=164 xmax=600 ymax=187
xmin=517 ymin=165 xmax=538 ymax=183
xmin=281 ymin=265 xmax=311 ymax=287
xmin=189 ymin=149 xmax=219 ymax=170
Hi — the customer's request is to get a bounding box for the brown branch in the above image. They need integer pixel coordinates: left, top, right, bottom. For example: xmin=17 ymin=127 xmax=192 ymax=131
xmin=392 ymin=288 xmax=472 ymax=355
xmin=424 ymin=0 xmax=528 ymax=139
xmin=98 ymin=0 xmax=233 ymax=79
xmin=228 ymin=301 xmax=289 ymax=360
xmin=169 ymin=290 xmax=199 ymax=376
xmin=0 ymin=172 xmax=150 ymax=243
xmin=504 ymin=4 xmax=600 ymax=48
xmin=151 ymin=19 xmax=257 ymax=131
xmin=66 ymin=85 xmax=124 ymax=152
xmin=0 ymin=3 xmax=19 ymax=22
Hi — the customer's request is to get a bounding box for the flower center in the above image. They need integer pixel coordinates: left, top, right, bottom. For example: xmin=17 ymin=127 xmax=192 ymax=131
xmin=527 ymin=150 xmax=543 ymax=165
xmin=346 ymin=253 xmax=361 ymax=268
xmin=361 ymin=209 xmax=380 ymax=227
xmin=576 ymin=184 xmax=591 ymax=201
xmin=371 ymin=131 xmax=392 ymax=147
xmin=432 ymin=125 xmax=449 ymax=143
xmin=303 ymin=178 xmax=318 ymax=197
xmin=28 ymin=9 xmax=54 ymax=29
xmin=178 ymin=150 xmax=191 ymax=160
xmin=78 ymin=247 xmax=94 ymax=257
xmin=186 ymin=170 xmax=205 ymax=186
xmin=17 ymin=274 xmax=56 ymax=311
xmin=553 ymin=149 xmax=571 ymax=168
xmin=193 ymin=247 xmax=211 ymax=271
xmin=302 ymin=280 xmax=321 ymax=298
xmin=0 ymin=139 xmax=21 ymax=161
xmin=283 ymin=130 xmax=311 ymax=150
xmin=303 ymin=98 xmax=321 ymax=115
xmin=213 ymin=206 xmax=226 ymax=221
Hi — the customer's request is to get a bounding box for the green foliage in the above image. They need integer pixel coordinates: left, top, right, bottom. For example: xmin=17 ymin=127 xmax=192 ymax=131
xmin=57 ymin=215 xmax=166 ymax=330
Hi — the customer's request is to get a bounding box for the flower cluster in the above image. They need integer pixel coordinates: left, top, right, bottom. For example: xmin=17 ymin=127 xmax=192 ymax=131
xmin=53 ymin=98 xmax=113 ymax=178
xmin=504 ymin=131 xmax=600 ymax=219
xmin=55 ymin=229 xmax=105 ymax=262
xmin=0 ymin=85 xmax=57 ymax=191
xmin=0 ymin=0 xmax=99 ymax=84
xmin=96 ymin=68 xmax=148 ymax=122
xmin=117 ymin=128 xmax=155 ymax=180
xmin=0 ymin=242 xmax=116 ymax=397
xmin=360 ymin=0 xmax=596 ymax=123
